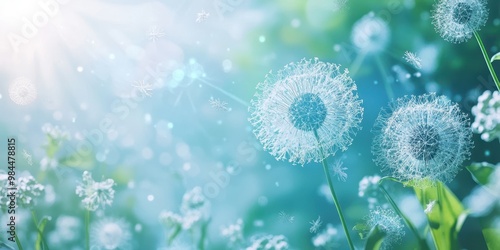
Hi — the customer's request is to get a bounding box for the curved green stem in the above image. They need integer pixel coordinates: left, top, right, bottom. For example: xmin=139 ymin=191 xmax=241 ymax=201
xmin=14 ymin=233 xmax=24 ymax=250
xmin=85 ymin=210 xmax=90 ymax=250
xmin=474 ymin=31 xmax=500 ymax=91
xmin=314 ymin=130 xmax=355 ymax=250
xmin=31 ymin=210 xmax=50 ymax=250
xmin=379 ymin=186 xmax=430 ymax=250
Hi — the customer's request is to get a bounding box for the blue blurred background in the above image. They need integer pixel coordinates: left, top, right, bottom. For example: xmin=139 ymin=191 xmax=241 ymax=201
xmin=0 ymin=0 xmax=499 ymax=249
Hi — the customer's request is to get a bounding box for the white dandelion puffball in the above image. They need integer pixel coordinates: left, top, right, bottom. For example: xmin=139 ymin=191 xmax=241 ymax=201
xmin=91 ymin=217 xmax=131 ymax=250
xmin=8 ymin=77 xmax=37 ymax=105
xmin=366 ymin=207 xmax=405 ymax=248
xmin=372 ymin=93 xmax=473 ymax=185
xmin=351 ymin=12 xmax=390 ymax=54
xmin=249 ymin=58 xmax=363 ymax=165
xmin=432 ymin=0 xmax=488 ymax=43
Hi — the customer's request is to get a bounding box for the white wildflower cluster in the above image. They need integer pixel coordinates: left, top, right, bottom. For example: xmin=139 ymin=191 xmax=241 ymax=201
xmin=246 ymin=234 xmax=289 ymax=250
xmin=42 ymin=123 xmax=70 ymax=140
xmin=312 ymin=224 xmax=341 ymax=249
xmin=0 ymin=174 xmax=45 ymax=210
xmin=358 ymin=175 xmax=383 ymax=208
xmin=159 ymin=187 xmax=211 ymax=245
xmin=471 ymin=90 xmax=500 ymax=142
xmin=221 ymin=219 xmax=244 ymax=247
xmin=75 ymin=171 xmax=115 ymax=211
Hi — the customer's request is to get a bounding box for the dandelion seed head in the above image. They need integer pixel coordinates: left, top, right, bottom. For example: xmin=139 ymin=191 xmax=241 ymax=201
xmin=249 ymin=58 xmax=363 ymax=165
xmin=91 ymin=217 xmax=131 ymax=250
xmin=432 ymin=0 xmax=488 ymax=43
xmin=9 ymin=77 xmax=37 ymax=105
xmin=366 ymin=207 xmax=405 ymax=248
xmin=75 ymin=171 xmax=115 ymax=211
xmin=351 ymin=12 xmax=390 ymax=54
xmin=372 ymin=93 xmax=473 ymax=186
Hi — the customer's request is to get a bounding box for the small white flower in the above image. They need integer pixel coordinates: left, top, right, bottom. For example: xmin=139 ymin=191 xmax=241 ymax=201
xmin=221 ymin=219 xmax=244 ymax=246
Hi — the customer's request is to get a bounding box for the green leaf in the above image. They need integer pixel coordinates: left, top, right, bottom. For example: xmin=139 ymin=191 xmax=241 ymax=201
xmin=414 ymin=181 xmax=466 ymax=250
xmin=364 ymin=225 xmax=386 ymax=250
xmin=58 ymin=150 xmax=94 ymax=170
xmin=466 ymin=162 xmax=495 ymax=186
xmin=491 ymin=52 xmax=500 ymax=63
xmin=35 ymin=216 xmax=50 ymax=250
xmin=43 ymin=135 xmax=61 ymax=159
xmin=353 ymin=223 xmax=370 ymax=239
xmin=483 ymin=228 xmax=500 ymax=250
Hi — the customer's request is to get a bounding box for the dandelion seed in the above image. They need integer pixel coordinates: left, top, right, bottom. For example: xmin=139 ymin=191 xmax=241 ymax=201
xmin=246 ymin=234 xmax=289 ymax=250
xmin=309 ymin=216 xmax=323 ymax=233
xmin=366 ymin=207 xmax=405 ymax=248
xmin=424 ymin=200 xmax=437 ymax=214
xmin=196 ymin=10 xmax=210 ymax=23
xmin=148 ymin=25 xmax=165 ymax=42
xmin=288 ymin=216 xmax=295 ymax=224
xmin=432 ymin=0 xmax=488 ymax=43
xmin=91 ymin=217 xmax=131 ymax=250
xmin=75 ymin=171 xmax=115 ymax=211
xmin=209 ymin=97 xmax=231 ymax=111
xmin=131 ymin=80 xmax=153 ymax=97
xmin=249 ymin=58 xmax=363 ymax=165
xmin=22 ymin=149 xmax=33 ymax=166
xmin=403 ymin=51 xmax=422 ymax=69
xmin=372 ymin=93 xmax=473 ymax=186
xmin=351 ymin=12 xmax=390 ymax=54
xmin=9 ymin=77 xmax=37 ymax=105
xmin=471 ymin=90 xmax=500 ymax=142
xmin=332 ymin=159 xmax=348 ymax=182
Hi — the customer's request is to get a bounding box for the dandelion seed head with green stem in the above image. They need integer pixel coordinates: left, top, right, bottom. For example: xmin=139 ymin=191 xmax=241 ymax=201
xmin=372 ymin=93 xmax=473 ymax=186
xmin=366 ymin=207 xmax=405 ymax=249
xmin=249 ymin=58 xmax=363 ymax=165
xmin=432 ymin=0 xmax=488 ymax=43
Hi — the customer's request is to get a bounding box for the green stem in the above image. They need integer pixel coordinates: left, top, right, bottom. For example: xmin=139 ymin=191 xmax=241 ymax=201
xmin=474 ymin=31 xmax=500 ymax=91
xmin=14 ymin=233 xmax=24 ymax=250
xmin=198 ymin=219 xmax=210 ymax=250
xmin=314 ymin=130 xmax=355 ymax=250
xmin=375 ymin=55 xmax=394 ymax=100
xmin=85 ymin=210 xmax=90 ymax=250
xmin=31 ymin=210 xmax=50 ymax=250
xmin=379 ymin=186 xmax=430 ymax=250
